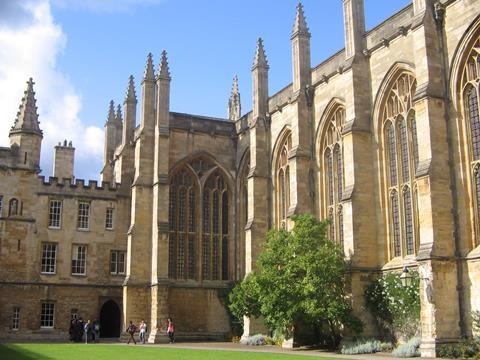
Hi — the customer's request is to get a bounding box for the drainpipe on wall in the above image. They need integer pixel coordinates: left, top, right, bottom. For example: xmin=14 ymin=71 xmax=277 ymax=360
xmin=434 ymin=1 xmax=466 ymax=337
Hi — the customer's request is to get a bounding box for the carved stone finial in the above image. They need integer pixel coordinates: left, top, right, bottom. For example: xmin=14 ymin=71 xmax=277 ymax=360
xmin=158 ymin=50 xmax=171 ymax=80
xmin=253 ymin=38 xmax=269 ymax=70
xmin=228 ymin=75 xmax=241 ymax=121
xmin=125 ymin=75 xmax=137 ymax=103
xmin=9 ymin=77 xmax=42 ymax=136
xmin=292 ymin=2 xmax=310 ymax=38
xmin=143 ymin=52 xmax=155 ymax=82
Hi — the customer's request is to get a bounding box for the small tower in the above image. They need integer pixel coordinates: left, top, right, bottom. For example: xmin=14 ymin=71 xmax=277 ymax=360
xmin=122 ymin=75 xmax=137 ymax=146
xmin=9 ymin=78 xmax=43 ymax=171
xmin=115 ymin=104 xmax=123 ymax=148
xmin=53 ymin=140 xmax=75 ymax=180
xmin=228 ymin=75 xmax=241 ymax=121
xmin=291 ymin=2 xmax=311 ymax=93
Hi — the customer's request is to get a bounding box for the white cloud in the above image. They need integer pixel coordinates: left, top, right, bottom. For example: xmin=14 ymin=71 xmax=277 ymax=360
xmin=51 ymin=0 xmax=163 ymax=13
xmin=0 ymin=0 xmax=104 ymax=179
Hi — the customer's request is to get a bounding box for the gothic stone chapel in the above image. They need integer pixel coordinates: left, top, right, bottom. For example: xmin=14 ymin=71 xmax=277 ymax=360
xmin=1 ymin=0 xmax=480 ymax=357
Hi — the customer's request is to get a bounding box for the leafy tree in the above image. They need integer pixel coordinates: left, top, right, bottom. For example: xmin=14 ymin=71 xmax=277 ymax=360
xmin=229 ymin=214 xmax=363 ymax=343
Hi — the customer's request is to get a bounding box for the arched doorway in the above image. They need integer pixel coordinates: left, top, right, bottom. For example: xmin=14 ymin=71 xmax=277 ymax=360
xmin=100 ymin=300 xmax=121 ymax=338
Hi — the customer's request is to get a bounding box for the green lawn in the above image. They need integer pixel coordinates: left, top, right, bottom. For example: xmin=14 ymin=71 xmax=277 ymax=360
xmin=0 ymin=344 xmax=344 ymax=360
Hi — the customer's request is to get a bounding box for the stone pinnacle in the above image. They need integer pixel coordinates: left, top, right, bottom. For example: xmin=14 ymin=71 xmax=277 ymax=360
xmin=292 ymin=2 xmax=310 ymax=38
xmin=125 ymin=75 xmax=137 ymax=103
xmin=158 ymin=50 xmax=171 ymax=80
xmin=10 ymin=77 xmax=42 ymax=135
xmin=253 ymin=38 xmax=269 ymax=70
xmin=143 ymin=52 xmax=155 ymax=82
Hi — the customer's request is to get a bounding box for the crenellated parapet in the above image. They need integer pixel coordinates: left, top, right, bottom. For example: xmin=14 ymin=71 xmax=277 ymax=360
xmin=38 ymin=175 xmax=121 ymax=196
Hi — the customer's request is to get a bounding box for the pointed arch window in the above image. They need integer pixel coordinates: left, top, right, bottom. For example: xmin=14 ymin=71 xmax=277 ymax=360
xmin=169 ymin=159 xmax=231 ymax=281
xmin=381 ymin=73 xmax=419 ymax=258
xmin=461 ymin=36 xmax=480 ymax=244
xmin=275 ymin=133 xmax=292 ymax=228
xmin=321 ymin=106 xmax=345 ymax=245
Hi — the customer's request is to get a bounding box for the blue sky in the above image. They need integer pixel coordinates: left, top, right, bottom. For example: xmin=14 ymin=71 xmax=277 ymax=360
xmin=0 ymin=0 xmax=410 ymax=180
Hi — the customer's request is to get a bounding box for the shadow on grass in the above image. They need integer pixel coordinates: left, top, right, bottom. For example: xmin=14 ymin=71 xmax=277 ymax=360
xmin=0 ymin=344 xmax=53 ymax=360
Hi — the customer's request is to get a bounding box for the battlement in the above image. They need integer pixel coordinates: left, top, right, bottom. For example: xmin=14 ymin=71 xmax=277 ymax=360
xmin=39 ymin=176 xmax=120 ymax=192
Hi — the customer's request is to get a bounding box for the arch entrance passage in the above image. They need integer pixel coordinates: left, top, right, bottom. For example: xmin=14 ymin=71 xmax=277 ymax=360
xmin=99 ymin=300 xmax=121 ymax=338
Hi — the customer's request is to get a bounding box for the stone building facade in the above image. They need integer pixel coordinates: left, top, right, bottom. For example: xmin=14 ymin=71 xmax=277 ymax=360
xmin=1 ymin=0 xmax=480 ymax=356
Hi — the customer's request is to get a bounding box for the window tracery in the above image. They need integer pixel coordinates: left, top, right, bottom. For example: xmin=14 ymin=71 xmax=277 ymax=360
xmin=382 ymin=72 xmax=418 ymax=258
xmin=321 ymin=106 xmax=345 ymax=245
xmin=169 ymin=158 xmax=230 ymax=281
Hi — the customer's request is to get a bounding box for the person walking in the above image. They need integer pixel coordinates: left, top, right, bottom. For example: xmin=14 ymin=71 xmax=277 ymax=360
xmin=84 ymin=320 xmax=91 ymax=344
xmin=92 ymin=320 xmax=100 ymax=343
xmin=139 ymin=320 xmax=147 ymax=344
xmin=166 ymin=318 xmax=175 ymax=343
xmin=126 ymin=321 xmax=137 ymax=345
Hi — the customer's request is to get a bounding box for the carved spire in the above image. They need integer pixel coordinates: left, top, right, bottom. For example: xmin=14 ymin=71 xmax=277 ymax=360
xmin=106 ymin=100 xmax=116 ymax=124
xmin=228 ymin=75 xmax=241 ymax=121
xmin=292 ymin=2 xmax=310 ymax=38
xmin=143 ymin=52 xmax=155 ymax=82
xmin=158 ymin=50 xmax=171 ymax=80
xmin=10 ymin=77 xmax=42 ymax=135
xmin=252 ymin=38 xmax=269 ymax=70
xmin=125 ymin=75 xmax=137 ymax=103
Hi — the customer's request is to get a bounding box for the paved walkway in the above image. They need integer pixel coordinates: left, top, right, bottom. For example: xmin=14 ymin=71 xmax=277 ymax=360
xmin=134 ymin=341 xmax=433 ymax=360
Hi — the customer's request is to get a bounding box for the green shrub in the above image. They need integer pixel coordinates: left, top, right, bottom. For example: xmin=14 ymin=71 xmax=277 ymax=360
xmin=364 ymin=270 xmax=420 ymax=340
xmin=392 ymin=337 xmax=421 ymax=358
xmin=340 ymin=338 xmax=392 ymax=355
xmin=438 ymin=338 xmax=480 ymax=359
